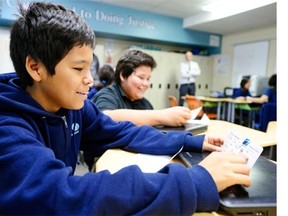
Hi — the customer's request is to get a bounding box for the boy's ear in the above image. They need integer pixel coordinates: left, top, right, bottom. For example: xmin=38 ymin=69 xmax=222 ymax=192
xmin=25 ymin=56 xmax=43 ymax=81
xmin=119 ymin=71 xmax=125 ymax=82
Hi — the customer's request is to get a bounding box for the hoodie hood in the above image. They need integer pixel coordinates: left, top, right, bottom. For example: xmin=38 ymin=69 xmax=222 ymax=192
xmin=0 ymin=72 xmax=54 ymax=117
xmin=0 ymin=72 xmax=80 ymax=170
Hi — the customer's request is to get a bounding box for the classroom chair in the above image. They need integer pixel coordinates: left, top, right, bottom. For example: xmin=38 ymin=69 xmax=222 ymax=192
xmin=185 ymin=95 xmax=217 ymax=119
xmin=168 ymin=95 xmax=178 ymax=107
xmin=253 ymin=103 xmax=277 ymax=132
xmin=261 ymin=121 xmax=277 ymax=161
xmin=223 ymin=87 xmax=234 ymax=98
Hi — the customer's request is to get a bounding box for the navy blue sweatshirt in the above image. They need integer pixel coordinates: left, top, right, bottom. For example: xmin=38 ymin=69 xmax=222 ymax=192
xmin=0 ymin=72 xmax=219 ymax=215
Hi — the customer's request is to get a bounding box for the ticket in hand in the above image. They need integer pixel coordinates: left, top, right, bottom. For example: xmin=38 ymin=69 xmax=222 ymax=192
xmin=222 ymin=131 xmax=263 ymax=168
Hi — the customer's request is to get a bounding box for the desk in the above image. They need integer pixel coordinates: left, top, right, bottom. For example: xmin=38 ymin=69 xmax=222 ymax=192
xmin=204 ymin=120 xmax=276 ymax=147
xmin=195 ymin=96 xmax=230 ymax=120
xmin=196 ymin=97 xmax=260 ymax=125
xmin=95 ymin=120 xmax=276 ymax=215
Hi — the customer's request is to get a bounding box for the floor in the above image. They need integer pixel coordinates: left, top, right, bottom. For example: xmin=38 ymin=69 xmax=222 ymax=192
xmin=74 ymin=152 xmax=90 ymax=176
xmin=74 ymin=162 xmax=90 ymax=176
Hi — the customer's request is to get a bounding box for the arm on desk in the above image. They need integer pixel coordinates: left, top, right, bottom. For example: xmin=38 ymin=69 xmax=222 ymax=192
xmin=94 ymin=162 xmax=219 ymax=215
xmin=103 ymin=106 xmax=191 ymax=127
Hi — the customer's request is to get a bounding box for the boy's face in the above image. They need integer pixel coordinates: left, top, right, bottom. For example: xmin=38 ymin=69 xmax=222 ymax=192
xmin=120 ymin=65 xmax=151 ymax=101
xmin=28 ymin=45 xmax=94 ymax=113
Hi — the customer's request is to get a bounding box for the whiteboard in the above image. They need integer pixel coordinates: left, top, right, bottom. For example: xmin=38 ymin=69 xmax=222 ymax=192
xmin=232 ymin=40 xmax=269 ymax=87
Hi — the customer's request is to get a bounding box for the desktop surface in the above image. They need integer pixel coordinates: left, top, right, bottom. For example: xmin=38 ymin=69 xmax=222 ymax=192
xmin=179 ymin=152 xmax=276 ymax=216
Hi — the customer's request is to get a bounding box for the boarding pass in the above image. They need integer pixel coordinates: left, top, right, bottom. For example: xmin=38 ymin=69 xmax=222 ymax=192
xmin=222 ymin=131 xmax=263 ymax=168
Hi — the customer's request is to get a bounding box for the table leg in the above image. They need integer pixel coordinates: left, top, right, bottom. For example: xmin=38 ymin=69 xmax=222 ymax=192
xmin=231 ymin=103 xmax=235 ymax=123
xmin=217 ymin=102 xmax=221 ymax=120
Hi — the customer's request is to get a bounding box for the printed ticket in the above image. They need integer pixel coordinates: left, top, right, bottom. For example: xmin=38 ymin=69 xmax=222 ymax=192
xmin=222 ymin=131 xmax=263 ymax=168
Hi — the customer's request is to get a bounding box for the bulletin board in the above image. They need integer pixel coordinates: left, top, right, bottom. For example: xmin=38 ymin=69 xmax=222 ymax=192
xmin=232 ymin=40 xmax=269 ymax=86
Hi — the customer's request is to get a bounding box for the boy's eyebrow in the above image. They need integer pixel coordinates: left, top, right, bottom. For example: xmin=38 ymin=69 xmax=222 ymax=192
xmin=71 ymin=59 xmax=92 ymax=64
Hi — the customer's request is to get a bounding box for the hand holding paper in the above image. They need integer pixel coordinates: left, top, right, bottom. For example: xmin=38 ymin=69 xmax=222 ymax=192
xmin=222 ymin=131 xmax=263 ymax=168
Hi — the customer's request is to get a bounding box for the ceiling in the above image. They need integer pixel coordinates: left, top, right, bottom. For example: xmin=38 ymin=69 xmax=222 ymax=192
xmin=92 ymin=0 xmax=277 ymax=35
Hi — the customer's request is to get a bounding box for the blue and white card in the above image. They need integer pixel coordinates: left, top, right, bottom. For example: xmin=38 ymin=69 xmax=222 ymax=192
xmin=222 ymin=131 xmax=263 ymax=168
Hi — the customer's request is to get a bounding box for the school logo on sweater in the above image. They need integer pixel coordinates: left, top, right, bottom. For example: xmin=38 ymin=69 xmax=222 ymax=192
xmin=71 ymin=123 xmax=80 ymax=136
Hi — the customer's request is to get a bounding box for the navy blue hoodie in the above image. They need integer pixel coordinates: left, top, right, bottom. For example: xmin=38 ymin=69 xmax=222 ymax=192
xmin=0 ymin=72 xmax=219 ymax=215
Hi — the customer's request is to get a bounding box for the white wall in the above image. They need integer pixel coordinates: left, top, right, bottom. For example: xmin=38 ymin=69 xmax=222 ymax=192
xmin=0 ymin=27 xmax=14 ymax=73
xmin=212 ymin=25 xmax=276 ymax=92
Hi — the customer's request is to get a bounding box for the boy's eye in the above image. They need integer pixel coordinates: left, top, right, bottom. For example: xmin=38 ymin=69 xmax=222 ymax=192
xmin=74 ymin=67 xmax=83 ymax=71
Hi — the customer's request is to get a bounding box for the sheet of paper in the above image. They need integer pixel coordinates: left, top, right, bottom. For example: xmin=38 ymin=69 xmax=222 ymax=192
xmin=222 ymin=131 xmax=263 ymax=168
xmin=188 ymin=106 xmax=203 ymax=121
xmin=186 ymin=113 xmax=210 ymax=124
xmin=134 ymin=146 xmax=184 ymax=173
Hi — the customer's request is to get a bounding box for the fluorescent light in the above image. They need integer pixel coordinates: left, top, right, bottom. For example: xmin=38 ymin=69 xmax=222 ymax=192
xmin=202 ymin=0 xmax=276 ymax=16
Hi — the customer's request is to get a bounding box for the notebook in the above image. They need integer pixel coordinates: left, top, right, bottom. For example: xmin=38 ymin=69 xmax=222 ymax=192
xmin=179 ymin=152 xmax=276 ymax=216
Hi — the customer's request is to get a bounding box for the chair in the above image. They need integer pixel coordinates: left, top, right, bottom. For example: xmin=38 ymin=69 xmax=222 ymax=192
xmin=254 ymin=103 xmax=277 ymax=132
xmin=262 ymin=121 xmax=277 ymax=161
xmin=168 ymin=95 xmax=178 ymax=107
xmin=185 ymin=95 xmax=217 ymax=119
xmin=223 ymin=87 xmax=234 ymax=98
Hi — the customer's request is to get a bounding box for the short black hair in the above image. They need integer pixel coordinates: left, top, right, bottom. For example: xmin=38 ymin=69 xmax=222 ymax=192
xmin=268 ymin=74 xmax=277 ymax=88
xmin=10 ymin=2 xmax=96 ymax=88
xmin=240 ymin=77 xmax=250 ymax=89
xmin=115 ymin=50 xmax=157 ymax=84
xmin=99 ymin=64 xmax=115 ymax=87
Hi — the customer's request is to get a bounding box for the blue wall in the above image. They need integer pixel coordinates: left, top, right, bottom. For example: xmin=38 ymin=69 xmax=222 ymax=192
xmin=1 ymin=0 xmax=221 ymax=55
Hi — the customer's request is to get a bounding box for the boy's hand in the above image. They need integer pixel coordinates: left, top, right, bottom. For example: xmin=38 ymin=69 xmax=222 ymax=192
xmin=199 ymin=151 xmax=251 ymax=192
xmin=202 ymin=135 xmax=224 ymax=152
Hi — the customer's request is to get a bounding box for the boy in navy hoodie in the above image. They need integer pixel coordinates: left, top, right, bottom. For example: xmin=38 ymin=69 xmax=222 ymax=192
xmin=0 ymin=2 xmax=251 ymax=215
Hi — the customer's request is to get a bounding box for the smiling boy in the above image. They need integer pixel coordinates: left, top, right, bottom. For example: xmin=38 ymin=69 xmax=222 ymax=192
xmin=0 ymin=2 xmax=251 ymax=215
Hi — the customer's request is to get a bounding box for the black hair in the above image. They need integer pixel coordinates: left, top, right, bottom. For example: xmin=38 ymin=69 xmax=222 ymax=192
xmin=115 ymin=50 xmax=157 ymax=84
xmin=240 ymin=77 xmax=250 ymax=89
xmin=268 ymin=74 xmax=277 ymax=88
xmin=96 ymin=64 xmax=115 ymax=90
xmin=9 ymin=2 xmax=96 ymax=88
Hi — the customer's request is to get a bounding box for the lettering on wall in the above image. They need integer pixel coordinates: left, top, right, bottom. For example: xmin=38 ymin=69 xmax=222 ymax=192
xmin=72 ymin=7 xmax=155 ymax=30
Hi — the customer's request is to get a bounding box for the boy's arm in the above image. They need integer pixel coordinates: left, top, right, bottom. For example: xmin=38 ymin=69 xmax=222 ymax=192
xmin=103 ymin=107 xmax=191 ymax=127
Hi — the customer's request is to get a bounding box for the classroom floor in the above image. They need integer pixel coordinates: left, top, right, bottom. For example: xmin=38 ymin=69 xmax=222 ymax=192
xmin=75 ymin=162 xmax=89 ymax=176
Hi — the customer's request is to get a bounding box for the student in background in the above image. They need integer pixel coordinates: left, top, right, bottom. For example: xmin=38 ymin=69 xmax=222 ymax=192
xmin=178 ymin=51 xmax=201 ymax=106
xmin=246 ymin=74 xmax=277 ymax=104
xmin=85 ymin=64 xmax=115 ymax=170
xmin=90 ymin=53 xmax=100 ymax=86
xmin=87 ymin=64 xmax=115 ymax=99
xmin=0 ymin=2 xmax=251 ymax=215
xmin=92 ymin=49 xmax=192 ymax=127
xmin=233 ymin=77 xmax=252 ymax=100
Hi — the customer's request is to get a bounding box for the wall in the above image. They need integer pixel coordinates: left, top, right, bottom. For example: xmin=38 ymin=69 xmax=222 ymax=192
xmin=0 ymin=0 xmax=221 ymax=54
xmin=0 ymin=27 xmax=14 ymax=73
xmin=212 ymin=25 xmax=276 ymax=92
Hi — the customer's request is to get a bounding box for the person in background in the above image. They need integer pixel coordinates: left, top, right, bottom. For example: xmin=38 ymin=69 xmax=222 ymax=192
xmin=92 ymin=49 xmax=192 ymax=127
xmin=233 ymin=77 xmax=252 ymax=100
xmin=90 ymin=53 xmax=100 ymax=86
xmin=0 ymin=2 xmax=251 ymax=215
xmin=87 ymin=64 xmax=115 ymax=99
xmin=85 ymin=64 xmax=115 ymax=170
xmin=246 ymin=74 xmax=277 ymax=104
xmin=178 ymin=51 xmax=201 ymax=106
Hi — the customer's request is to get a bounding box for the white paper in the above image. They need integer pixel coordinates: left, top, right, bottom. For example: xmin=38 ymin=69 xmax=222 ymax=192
xmin=187 ymin=107 xmax=203 ymax=122
xmin=222 ymin=131 xmax=263 ymax=168
xmin=186 ymin=113 xmax=210 ymax=124
xmin=134 ymin=146 xmax=184 ymax=173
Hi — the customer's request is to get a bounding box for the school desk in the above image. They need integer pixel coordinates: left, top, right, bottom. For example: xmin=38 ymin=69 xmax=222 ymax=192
xmin=95 ymin=120 xmax=276 ymax=215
